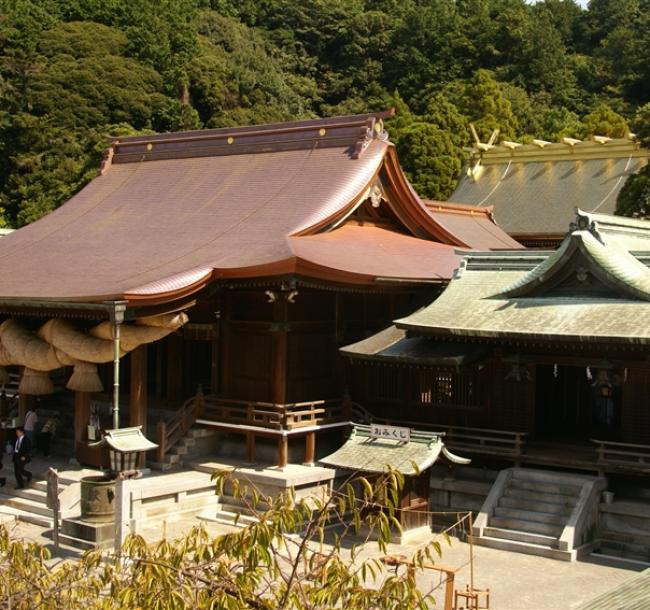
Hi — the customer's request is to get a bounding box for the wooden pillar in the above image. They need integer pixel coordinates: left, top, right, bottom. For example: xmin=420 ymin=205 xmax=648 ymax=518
xmin=74 ymin=390 xmax=91 ymax=462
xmin=166 ymin=333 xmax=183 ymax=402
xmin=210 ymin=311 xmax=221 ymax=395
xmin=154 ymin=343 xmax=164 ymax=400
xmin=278 ymin=435 xmax=288 ymax=469
xmin=271 ymin=296 xmax=289 ymax=404
xmin=129 ymin=345 xmax=148 ymax=432
xmin=304 ymin=431 xmax=315 ymax=465
xmin=245 ymin=432 xmax=255 ymax=463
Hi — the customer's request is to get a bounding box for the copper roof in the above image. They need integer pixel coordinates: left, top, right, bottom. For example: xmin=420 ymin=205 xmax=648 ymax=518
xmin=0 ymin=112 xmax=519 ymax=306
xmin=423 ymin=201 xmax=521 ymax=249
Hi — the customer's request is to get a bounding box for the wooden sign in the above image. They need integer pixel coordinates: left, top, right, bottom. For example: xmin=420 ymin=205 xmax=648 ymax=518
xmin=370 ymin=424 xmax=410 ymax=442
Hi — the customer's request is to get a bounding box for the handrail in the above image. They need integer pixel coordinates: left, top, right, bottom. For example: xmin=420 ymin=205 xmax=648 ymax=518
xmin=201 ymin=396 xmax=346 ymax=431
xmin=350 ymin=404 xmax=526 ymax=458
xmin=592 ymin=438 xmax=650 ymax=470
xmin=156 ymin=392 xmax=204 ymax=463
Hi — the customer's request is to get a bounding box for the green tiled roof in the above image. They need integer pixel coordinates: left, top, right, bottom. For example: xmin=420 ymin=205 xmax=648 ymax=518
xmin=575 ymin=567 xmax=650 ymax=610
xmin=396 ymin=211 xmax=650 ymax=344
xmin=319 ymin=424 xmax=469 ymax=475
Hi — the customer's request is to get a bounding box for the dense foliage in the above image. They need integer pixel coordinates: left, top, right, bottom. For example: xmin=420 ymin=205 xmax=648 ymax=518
xmin=0 ymin=469 xmax=448 ymax=609
xmin=0 ymin=0 xmax=648 ymax=226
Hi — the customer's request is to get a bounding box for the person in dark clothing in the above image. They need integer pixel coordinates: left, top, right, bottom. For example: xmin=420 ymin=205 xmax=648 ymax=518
xmin=13 ymin=426 xmax=32 ymax=489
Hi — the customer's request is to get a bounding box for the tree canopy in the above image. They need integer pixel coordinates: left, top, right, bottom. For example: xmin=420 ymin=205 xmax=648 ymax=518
xmin=0 ymin=0 xmax=648 ymax=226
xmin=0 ymin=468 xmax=452 ymax=609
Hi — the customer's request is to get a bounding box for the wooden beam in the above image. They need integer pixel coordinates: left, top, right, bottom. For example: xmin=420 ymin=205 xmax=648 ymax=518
xmin=245 ymin=432 xmax=255 ymax=463
xmin=272 ymin=297 xmax=289 ymax=404
xmin=304 ymin=431 xmax=315 ymax=465
xmin=166 ymin=333 xmax=183 ymax=402
xmin=278 ymin=435 xmax=288 ymax=468
xmin=74 ymin=390 xmax=91 ymax=462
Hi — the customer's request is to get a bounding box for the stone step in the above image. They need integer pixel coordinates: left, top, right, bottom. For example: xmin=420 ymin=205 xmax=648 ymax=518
xmin=600 ymin=528 xmax=650 ymax=548
xmin=489 ymin=516 xmax=563 ymax=537
xmin=597 ymin=540 xmax=650 ymax=563
xmin=13 ymin=486 xmax=48 ymax=504
xmin=187 ymin=428 xmax=217 ymax=439
xmin=507 ymin=479 xmax=581 ymax=498
xmin=181 ymin=438 xmax=196 ymax=448
xmin=502 ymin=487 xmax=577 ymax=507
xmin=499 ymin=496 xmax=574 ymax=515
xmin=493 ymin=506 xmax=567 ymax=526
xmin=206 ymin=510 xmax=259 ymax=529
xmin=483 ymin=526 xmax=559 ymax=548
xmin=57 ymin=533 xmax=111 ymax=552
xmin=475 ymin=535 xmax=574 ymax=562
xmin=0 ymin=508 xmax=19 ymax=525
xmin=169 ymin=445 xmax=188 ymax=456
xmin=0 ymin=493 xmax=54 ymax=518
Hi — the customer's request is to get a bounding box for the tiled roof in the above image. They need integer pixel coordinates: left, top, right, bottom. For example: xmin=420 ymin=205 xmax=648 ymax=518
xmin=575 ymin=567 xmax=650 ymax=610
xmin=396 ymin=211 xmax=650 ymax=344
xmin=319 ymin=424 xmax=447 ymax=475
xmin=449 ymin=138 xmax=649 ymax=236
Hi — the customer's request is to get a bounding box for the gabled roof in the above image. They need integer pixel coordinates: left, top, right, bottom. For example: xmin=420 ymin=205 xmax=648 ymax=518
xmin=396 ymin=211 xmax=650 ymax=345
xmin=449 ymin=137 xmax=649 ymax=238
xmin=0 ymin=112 xmax=518 ymax=307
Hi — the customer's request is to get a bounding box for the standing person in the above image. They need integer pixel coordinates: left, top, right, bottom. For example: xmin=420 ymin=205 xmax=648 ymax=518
xmin=36 ymin=417 xmax=59 ymax=457
xmin=23 ymin=408 xmax=38 ymax=445
xmin=13 ymin=426 xmax=32 ymax=489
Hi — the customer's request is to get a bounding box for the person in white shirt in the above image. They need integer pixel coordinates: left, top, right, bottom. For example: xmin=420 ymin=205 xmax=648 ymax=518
xmin=23 ymin=409 xmax=38 ymax=444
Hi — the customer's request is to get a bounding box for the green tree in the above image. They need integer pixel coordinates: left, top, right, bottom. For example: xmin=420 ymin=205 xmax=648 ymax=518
xmin=0 ymin=468 xmax=447 ymax=609
xmin=396 ymin=122 xmax=463 ymax=200
xmin=616 ymin=103 xmax=650 ymax=218
xmin=577 ymin=104 xmax=629 ymax=138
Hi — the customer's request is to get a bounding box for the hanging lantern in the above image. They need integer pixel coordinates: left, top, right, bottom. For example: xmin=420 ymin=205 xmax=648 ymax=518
xmin=67 ymin=362 xmax=104 ymax=393
xmin=19 ymin=368 xmax=54 ymax=395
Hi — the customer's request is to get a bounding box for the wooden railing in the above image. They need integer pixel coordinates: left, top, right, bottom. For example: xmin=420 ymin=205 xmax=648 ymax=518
xmin=349 ymin=403 xmax=526 ymax=459
xmin=592 ymin=439 xmax=650 ymax=472
xmin=201 ymin=397 xmax=347 ymax=431
xmin=156 ymin=394 xmax=349 ymax=460
xmin=436 ymin=425 xmax=527 ymax=459
xmin=155 ymin=392 xmax=204 ymax=463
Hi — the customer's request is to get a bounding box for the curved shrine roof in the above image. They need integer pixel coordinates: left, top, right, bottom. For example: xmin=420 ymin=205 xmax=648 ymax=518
xmin=396 ymin=211 xmax=650 ymax=345
xmin=0 ymin=112 xmax=519 ymax=306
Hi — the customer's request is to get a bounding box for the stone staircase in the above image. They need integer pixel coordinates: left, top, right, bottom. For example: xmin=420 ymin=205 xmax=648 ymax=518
xmin=0 ymin=472 xmax=86 ymax=528
xmin=474 ymin=468 xmax=605 ymax=561
xmin=150 ymin=427 xmax=218 ymax=470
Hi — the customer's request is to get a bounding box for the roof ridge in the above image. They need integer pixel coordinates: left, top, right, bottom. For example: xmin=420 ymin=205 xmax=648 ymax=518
xmin=104 ymin=110 xmax=396 ymax=166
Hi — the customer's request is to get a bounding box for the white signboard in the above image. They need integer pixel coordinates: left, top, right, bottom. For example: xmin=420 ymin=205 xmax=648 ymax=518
xmin=370 ymin=424 xmax=411 ymax=442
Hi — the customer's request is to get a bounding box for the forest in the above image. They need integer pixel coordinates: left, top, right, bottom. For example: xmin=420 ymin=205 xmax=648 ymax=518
xmin=0 ymin=0 xmax=648 ymax=228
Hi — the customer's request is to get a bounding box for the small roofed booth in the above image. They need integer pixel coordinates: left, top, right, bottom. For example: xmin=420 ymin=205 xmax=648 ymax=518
xmin=320 ymin=424 xmax=469 ymax=539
